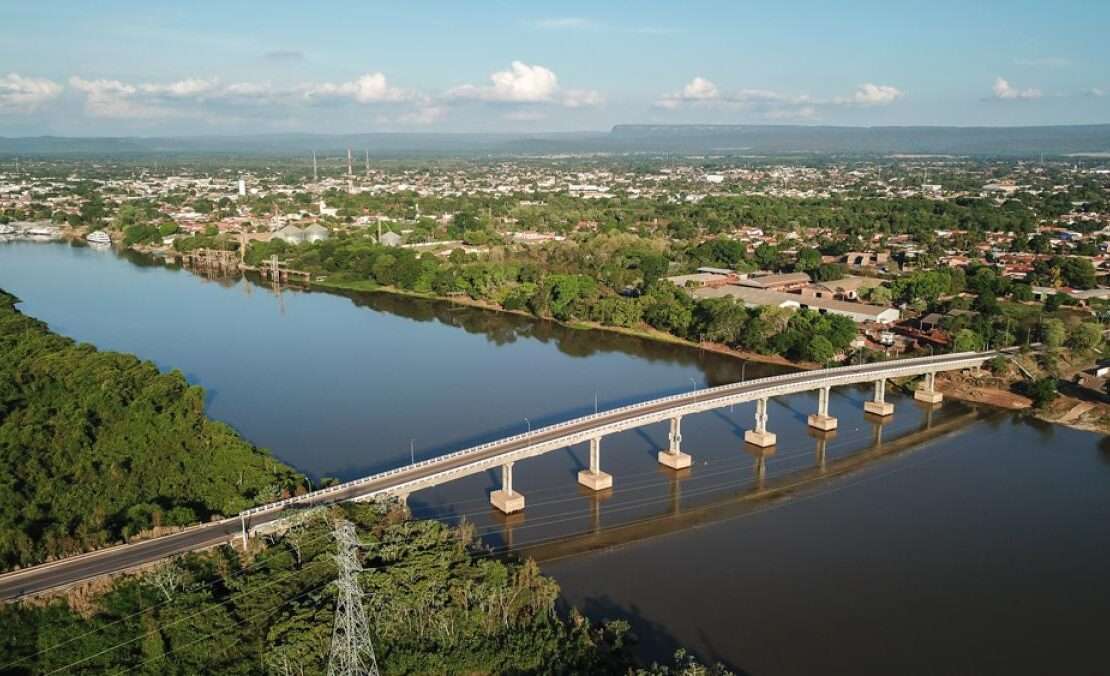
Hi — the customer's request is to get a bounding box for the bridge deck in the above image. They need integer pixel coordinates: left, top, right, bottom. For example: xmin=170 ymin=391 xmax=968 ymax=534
xmin=0 ymin=350 xmax=994 ymax=600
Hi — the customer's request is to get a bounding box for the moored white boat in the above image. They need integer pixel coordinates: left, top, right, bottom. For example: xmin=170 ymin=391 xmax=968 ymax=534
xmin=86 ymin=230 xmax=111 ymax=244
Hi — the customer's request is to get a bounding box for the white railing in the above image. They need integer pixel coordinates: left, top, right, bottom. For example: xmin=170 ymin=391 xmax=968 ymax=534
xmin=240 ymin=351 xmax=993 ymax=519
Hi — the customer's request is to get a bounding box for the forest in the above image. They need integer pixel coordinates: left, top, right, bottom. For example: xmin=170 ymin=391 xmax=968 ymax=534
xmin=0 ymin=502 xmax=730 ymax=675
xmin=0 ymin=290 xmax=305 ymax=572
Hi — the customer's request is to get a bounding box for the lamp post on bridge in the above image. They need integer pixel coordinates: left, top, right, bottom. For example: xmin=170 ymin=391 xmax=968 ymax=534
xmin=410 ymin=439 xmax=415 ymax=465
xmin=524 ymin=417 xmax=530 ymax=432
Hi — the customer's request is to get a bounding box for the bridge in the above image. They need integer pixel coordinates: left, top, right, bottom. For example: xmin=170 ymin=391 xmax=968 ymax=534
xmin=0 ymin=350 xmax=996 ymax=601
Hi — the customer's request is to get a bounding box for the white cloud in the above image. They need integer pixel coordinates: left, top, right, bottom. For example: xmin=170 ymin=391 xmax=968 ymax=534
xmin=1084 ymin=87 xmax=1105 ymax=98
xmin=0 ymin=73 xmax=63 ymax=112
xmin=397 ymin=105 xmax=446 ymax=125
xmin=448 ymin=61 xmax=600 ymax=109
xmin=450 ymin=61 xmax=559 ymax=103
xmin=139 ymin=78 xmax=219 ymax=99
xmin=682 ymin=76 xmax=720 ymax=101
xmin=69 ymin=76 xmax=156 ymax=118
xmin=657 ymin=77 xmax=901 ymax=118
xmin=992 ymin=76 xmax=1041 ymax=100
xmin=561 ymin=88 xmax=604 ymax=108
xmin=840 ymin=83 xmax=903 ymax=105
xmin=656 ymin=76 xmax=720 ymax=109
xmin=304 ymin=72 xmax=410 ymax=103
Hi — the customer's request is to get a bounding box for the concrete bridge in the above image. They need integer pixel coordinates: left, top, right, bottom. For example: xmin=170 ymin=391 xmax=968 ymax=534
xmin=0 ymin=350 xmax=995 ymax=600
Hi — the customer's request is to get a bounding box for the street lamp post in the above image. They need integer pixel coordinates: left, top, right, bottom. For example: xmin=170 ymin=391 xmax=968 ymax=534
xmin=524 ymin=417 xmax=531 ymax=432
xmin=410 ymin=439 xmax=415 ymax=465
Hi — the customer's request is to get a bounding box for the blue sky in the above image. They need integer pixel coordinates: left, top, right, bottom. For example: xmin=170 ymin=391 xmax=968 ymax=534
xmin=0 ymin=1 xmax=1107 ymax=135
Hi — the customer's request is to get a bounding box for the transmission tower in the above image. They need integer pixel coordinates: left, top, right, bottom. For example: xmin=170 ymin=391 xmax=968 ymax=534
xmin=327 ymin=519 xmax=380 ymax=676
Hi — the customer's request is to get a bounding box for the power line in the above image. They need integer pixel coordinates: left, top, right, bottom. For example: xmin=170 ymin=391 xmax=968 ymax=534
xmin=22 ymin=419 xmax=928 ymax=672
xmin=36 ymin=432 xmax=939 ymax=676
xmin=327 ymin=519 xmax=379 ymax=676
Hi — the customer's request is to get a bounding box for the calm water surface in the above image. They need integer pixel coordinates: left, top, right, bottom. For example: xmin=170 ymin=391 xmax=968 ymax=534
xmin=1 ymin=241 xmax=1107 ymax=674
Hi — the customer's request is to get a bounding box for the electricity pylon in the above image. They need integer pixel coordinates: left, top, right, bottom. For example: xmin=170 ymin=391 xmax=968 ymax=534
xmin=327 ymin=519 xmax=379 ymax=676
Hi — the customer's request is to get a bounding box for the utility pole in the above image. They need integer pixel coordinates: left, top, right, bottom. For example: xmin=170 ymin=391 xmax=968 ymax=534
xmin=327 ymin=519 xmax=379 ymax=676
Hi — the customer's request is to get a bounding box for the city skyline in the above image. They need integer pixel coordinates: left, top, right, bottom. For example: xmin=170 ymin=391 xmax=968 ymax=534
xmin=1 ymin=1 xmax=1108 ymax=136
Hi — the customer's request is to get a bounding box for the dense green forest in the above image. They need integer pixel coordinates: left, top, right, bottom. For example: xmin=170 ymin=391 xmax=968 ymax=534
xmin=0 ymin=290 xmax=305 ymax=571
xmin=0 ymin=502 xmax=730 ymax=675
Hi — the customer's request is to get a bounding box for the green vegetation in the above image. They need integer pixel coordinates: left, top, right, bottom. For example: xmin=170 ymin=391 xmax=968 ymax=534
xmin=1021 ymin=377 xmax=1059 ymax=408
xmin=0 ymin=290 xmax=305 ymax=571
xmin=0 ymin=503 xmax=731 ymax=675
xmin=243 ymin=235 xmax=859 ymax=362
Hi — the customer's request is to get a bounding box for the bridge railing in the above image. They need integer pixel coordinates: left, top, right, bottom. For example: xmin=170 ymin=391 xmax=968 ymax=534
xmin=239 ymin=351 xmax=988 ymax=518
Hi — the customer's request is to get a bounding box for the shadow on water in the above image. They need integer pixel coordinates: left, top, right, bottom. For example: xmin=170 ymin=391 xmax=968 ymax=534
xmin=554 ymin=594 xmax=749 ymax=675
xmin=520 ymin=406 xmax=990 ymax=564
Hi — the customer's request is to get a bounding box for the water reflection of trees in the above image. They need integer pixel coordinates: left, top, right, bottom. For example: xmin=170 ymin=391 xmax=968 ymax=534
xmin=324 ymin=285 xmax=791 ymax=381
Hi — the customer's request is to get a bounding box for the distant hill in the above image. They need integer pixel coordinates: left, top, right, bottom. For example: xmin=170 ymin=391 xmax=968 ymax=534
xmin=1 ymin=124 xmax=1108 ymax=158
xmin=607 ymin=124 xmax=1110 ymax=156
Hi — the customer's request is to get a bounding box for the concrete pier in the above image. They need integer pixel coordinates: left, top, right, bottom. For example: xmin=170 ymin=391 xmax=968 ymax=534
xmin=807 ymin=386 xmax=838 ymax=431
xmin=744 ymin=397 xmax=777 ymax=447
xmin=914 ymin=371 xmax=943 ymax=403
xmin=577 ymin=437 xmax=613 ymax=491
xmin=490 ymin=462 xmax=525 ymax=513
xmin=658 ymin=416 xmax=692 ymax=469
xmin=864 ymin=378 xmax=895 ymax=416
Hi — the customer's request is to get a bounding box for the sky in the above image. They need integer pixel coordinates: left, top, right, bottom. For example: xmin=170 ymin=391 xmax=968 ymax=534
xmin=0 ymin=1 xmax=1108 ymax=136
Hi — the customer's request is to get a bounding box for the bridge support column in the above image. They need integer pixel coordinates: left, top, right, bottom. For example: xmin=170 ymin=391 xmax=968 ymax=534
xmin=864 ymin=378 xmax=895 ymax=416
xmin=807 ymin=385 xmax=838 ymax=431
xmin=914 ymin=371 xmax=943 ymax=404
xmin=490 ymin=462 xmax=525 ymax=514
xmin=578 ymin=437 xmax=613 ymax=491
xmin=744 ymin=397 xmax=777 ymax=447
xmin=658 ymin=416 xmax=692 ymax=469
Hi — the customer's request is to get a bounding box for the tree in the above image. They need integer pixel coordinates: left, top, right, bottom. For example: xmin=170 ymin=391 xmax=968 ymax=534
xmin=794 ymin=248 xmax=822 ymax=273
xmin=1010 ymin=283 xmax=1033 ymax=302
xmin=753 ymin=243 xmax=781 ymax=270
xmin=1024 ymin=377 xmax=1058 ymax=408
xmin=147 ymin=559 xmax=184 ymax=602
xmin=806 ymin=335 xmax=836 ymax=364
xmin=1067 ymin=322 xmax=1103 ymax=353
xmin=1060 ymin=257 xmax=1097 ymax=290
xmin=1041 ymin=318 xmax=1066 ymax=349
xmin=952 ymin=329 xmax=982 ymax=353
xmin=864 ymin=285 xmax=892 ymax=306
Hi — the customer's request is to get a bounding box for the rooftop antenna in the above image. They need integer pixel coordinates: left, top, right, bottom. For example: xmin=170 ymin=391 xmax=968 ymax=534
xmin=312 ymin=151 xmax=318 ymax=182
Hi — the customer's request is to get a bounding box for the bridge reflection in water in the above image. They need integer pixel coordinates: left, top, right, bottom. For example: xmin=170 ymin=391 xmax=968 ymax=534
xmin=506 ymin=406 xmax=983 ymax=562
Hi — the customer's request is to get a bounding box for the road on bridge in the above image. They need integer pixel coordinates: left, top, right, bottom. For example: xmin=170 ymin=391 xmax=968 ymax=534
xmin=0 ymin=351 xmax=990 ymax=601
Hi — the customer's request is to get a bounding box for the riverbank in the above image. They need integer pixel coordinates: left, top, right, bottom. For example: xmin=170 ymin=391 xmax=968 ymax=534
xmin=0 ymin=288 xmax=306 ymax=573
xmin=936 ymin=369 xmax=1110 ymax=435
xmin=310 ymin=275 xmax=817 ymax=370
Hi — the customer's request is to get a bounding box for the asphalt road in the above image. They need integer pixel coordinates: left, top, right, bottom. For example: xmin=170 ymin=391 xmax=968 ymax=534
xmin=0 ymin=351 xmax=984 ymax=601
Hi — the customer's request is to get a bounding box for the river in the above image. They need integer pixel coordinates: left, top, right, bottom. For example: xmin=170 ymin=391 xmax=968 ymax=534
xmin=1 ymin=240 xmax=1107 ymax=674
